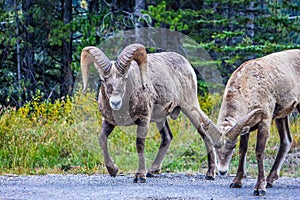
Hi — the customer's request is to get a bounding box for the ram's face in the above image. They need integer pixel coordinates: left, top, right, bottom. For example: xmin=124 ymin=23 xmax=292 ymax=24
xmin=215 ymin=138 xmax=236 ymax=176
xmin=215 ymin=124 xmax=236 ymax=176
xmin=101 ymin=65 xmax=128 ymax=110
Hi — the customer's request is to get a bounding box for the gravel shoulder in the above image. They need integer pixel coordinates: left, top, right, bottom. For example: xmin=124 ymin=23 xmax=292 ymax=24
xmin=1 ymin=173 xmax=300 ymax=200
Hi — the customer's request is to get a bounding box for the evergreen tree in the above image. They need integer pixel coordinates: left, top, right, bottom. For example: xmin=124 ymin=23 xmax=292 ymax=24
xmin=0 ymin=0 xmax=299 ymax=107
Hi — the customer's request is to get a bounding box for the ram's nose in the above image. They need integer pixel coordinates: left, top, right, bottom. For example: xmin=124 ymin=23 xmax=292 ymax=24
xmin=109 ymin=96 xmax=122 ymax=110
xmin=110 ymin=100 xmax=122 ymax=110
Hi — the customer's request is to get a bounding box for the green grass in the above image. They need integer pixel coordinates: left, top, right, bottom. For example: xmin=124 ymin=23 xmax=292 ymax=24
xmin=0 ymin=92 xmax=299 ymax=178
xmin=229 ymin=118 xmax=300 ymax=177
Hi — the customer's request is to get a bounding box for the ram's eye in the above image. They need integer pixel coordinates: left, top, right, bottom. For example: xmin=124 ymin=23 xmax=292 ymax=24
xmin=105 ymin=84 xmax=113 ymax=94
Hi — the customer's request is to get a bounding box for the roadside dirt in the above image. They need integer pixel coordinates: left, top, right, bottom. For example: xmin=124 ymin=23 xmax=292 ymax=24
xmin=1 ymin=173 xmax=299 ymax=199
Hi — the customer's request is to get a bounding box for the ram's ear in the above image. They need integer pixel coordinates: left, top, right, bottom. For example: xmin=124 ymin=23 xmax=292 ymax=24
xmin=240 ymin=126 xmax=250 ymax=135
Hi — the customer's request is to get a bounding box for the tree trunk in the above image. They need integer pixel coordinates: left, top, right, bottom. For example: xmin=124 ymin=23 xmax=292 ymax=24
xmin=14 ymin=0 xmax=22 ymax=107
xmin=61 ymin=0 xmax=74 ymax=97
xmin=88 ymin=0 xmax=100 ymax=43
xmin=246 ymin=2 xmax=255 ymax=38
xmin=134 ymin=0 xmax=146 ymax=43
xmin=245 ymin=1 xmax=256 ymax=60
xmin=88 ymin=0 xmax=99 ymax=13
xmin=22 ymin=0 xmax=35 ymax=93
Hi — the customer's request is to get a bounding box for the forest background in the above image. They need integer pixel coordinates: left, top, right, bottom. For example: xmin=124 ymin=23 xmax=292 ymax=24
xmin=0 ymin=0 xmax=300 ymax=176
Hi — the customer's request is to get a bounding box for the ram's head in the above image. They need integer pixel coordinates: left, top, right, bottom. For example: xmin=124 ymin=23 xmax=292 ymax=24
xmin=81 ymin=44 xmax=148 ymax=110
xmin=209 ymin=108 xmax=264 ymax=175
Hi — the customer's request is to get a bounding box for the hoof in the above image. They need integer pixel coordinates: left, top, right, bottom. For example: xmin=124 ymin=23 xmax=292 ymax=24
xmin=253 ymin=189 xmax=266 ymax=196
xmin=230 ymin=183 xmax=242 ymax=188
xmin=146 ymin=172 xmax=155 ymax=178
xmin=205 ymin=175 xmax=215 ymax=180
xmin=134 ymin=177 xmax=146 ymax=183
xmin=107 ymin=166 xmax=118 ymax=177
xmin=266 ymin=182 xmax=273 ymax=188
xmin=146 ymin=169 xmax=160 ymax=178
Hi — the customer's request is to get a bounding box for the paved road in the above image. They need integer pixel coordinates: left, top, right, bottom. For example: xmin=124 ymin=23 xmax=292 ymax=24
xmin=1 ymin=173 xmax=299 ymax=200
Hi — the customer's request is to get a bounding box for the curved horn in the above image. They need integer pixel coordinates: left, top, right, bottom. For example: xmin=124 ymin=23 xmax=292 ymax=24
xmin=191 ymin=107 xmax=223 ymax=147
xmin=81 ymin=46 xmax=112 ymax=94
xmin=201 ymin=112 xmax=224 ymax=148
xmin=226 ymin=108 xmax=264 ymax=141
xmin=116 ymin=43 xmax=147 ymax=87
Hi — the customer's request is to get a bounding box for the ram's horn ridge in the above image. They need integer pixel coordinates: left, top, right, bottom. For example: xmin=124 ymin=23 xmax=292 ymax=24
xmin=81 ymin=46 xmax=112 ymax=94
xmin=116 ymin=44 xmax=148 ymax=87
xmin=225 ymin=108 xmax=263 ymax=141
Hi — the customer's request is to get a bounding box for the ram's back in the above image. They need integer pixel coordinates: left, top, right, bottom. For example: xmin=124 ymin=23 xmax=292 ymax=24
xmin=147 ymin=52 xmax=198 ymax=106
xmin=223 ymin=49 xmax=300 ymax=119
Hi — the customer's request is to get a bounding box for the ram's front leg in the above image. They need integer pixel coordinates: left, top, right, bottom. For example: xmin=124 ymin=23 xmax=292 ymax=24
xmin=98 ymin=120 xmax=118 ymax=177
xmin=134 ymin=122 xmax=150 ymax=183
xmin=230 ymin=133 xmax=250 ymax=188
xmin=253 ymin=120 xmax=271 ymax=196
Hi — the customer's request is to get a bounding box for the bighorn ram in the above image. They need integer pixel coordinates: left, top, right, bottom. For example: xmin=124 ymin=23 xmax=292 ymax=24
xmin=208 ymin=49 xmax=300 ymax=195
xmin=81 ymin=43 xmax=217 ymax=182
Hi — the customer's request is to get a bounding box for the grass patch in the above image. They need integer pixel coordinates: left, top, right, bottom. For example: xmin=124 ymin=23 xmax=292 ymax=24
xmin=0 ymin=92 xmax=299 ymax=178
xmin=229 ymin=118 xmax=300 ymax=178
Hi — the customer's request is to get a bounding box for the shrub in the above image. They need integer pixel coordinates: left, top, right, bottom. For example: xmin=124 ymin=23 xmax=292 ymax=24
xmin=0 ymin=92 xmax=299 ymax=177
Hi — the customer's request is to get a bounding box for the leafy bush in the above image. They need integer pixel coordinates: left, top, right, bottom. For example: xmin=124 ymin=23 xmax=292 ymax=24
xmin=0 ymin=92 xmax=103 ymax=175
xmin=0 ymin=92 xmax=299 ymax=177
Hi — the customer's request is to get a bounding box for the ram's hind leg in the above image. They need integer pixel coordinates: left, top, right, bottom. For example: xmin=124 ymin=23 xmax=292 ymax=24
xmin=99 ymin=120 xmax=117 ymax=177
xmin=147 ymin=119 xmax=173 ymax=177
xmin=182 ymin=107 xmax=216 ymax=180
xmin=266 ymin=116 xmax=292 ymax=188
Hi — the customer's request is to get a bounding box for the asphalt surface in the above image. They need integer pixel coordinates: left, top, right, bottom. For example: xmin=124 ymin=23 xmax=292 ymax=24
xmin=1 ymin=173 xmax=299 ymax=200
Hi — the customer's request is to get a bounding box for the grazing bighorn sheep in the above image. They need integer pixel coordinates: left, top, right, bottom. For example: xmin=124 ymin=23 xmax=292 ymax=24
xmin=81 ymin=43 xmax=217 ymax=182
xmin=207 ymin=49 xmax=300 ymax=196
